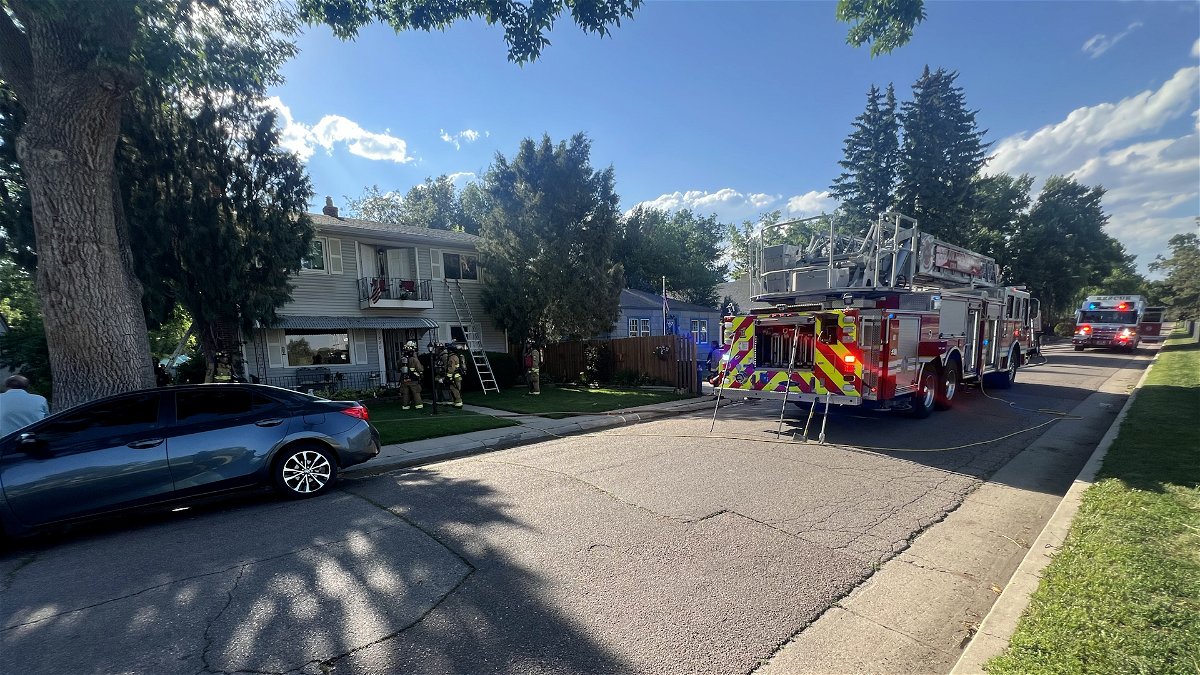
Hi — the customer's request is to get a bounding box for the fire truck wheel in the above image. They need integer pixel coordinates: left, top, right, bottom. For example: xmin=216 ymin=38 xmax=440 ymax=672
xmin=910 ymin=366 xmax=937 ymax=419
xmin=988 ymin=349 xmax=1018 ymax=390
xmin=935 ymin=360 xmax=960 ymax=411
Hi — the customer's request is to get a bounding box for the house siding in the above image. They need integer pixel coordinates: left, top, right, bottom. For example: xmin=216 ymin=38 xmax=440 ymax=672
xmin=284 ymin=237 xmax=362 ymax=316
xmin=248 ymin=220 xmax=507 ymax=390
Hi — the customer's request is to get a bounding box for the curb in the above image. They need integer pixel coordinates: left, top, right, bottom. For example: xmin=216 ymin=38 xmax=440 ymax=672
xmin=344 ymin=397 xmax=723 ymax=478
xmin=950 ymin=346 xmax=1162 ymax=673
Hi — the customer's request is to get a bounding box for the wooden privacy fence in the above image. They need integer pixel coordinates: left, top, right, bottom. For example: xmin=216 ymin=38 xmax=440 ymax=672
xmin=538 ymin=335 xmax=699 ymax=393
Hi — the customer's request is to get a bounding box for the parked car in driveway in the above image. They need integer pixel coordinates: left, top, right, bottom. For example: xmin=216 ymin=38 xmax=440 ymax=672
xmin=0 ymin=384 xmax=380 ymax=538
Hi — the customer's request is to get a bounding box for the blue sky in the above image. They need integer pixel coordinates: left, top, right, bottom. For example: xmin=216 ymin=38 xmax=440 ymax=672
xmin=267 ymin=1 xmax=1200 ymax=275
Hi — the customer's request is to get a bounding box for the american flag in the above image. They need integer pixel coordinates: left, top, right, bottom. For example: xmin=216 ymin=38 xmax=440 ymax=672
xmin=370 ymin=278 xmax=385 ymax=303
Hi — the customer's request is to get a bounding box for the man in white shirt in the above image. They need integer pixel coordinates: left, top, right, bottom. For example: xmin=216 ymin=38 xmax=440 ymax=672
xmin=0 ymin=375 xmax=50 ymax=438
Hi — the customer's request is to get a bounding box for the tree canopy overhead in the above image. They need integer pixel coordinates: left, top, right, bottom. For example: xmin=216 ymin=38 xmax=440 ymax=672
xmin=297 ymin=0 xmax=640 ymax=62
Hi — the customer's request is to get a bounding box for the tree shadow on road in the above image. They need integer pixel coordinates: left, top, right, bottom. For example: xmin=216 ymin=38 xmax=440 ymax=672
xmin=0 ymin=471 xmax=634 ymax=674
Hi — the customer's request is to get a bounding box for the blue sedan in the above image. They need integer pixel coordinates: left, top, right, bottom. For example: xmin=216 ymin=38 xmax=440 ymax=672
xmin=0 ymin=384 xmax=380 ymax=537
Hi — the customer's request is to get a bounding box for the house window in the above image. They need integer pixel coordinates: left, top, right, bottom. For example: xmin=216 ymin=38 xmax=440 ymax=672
xmin=629 ymin=318 xmax=650 ymax=337
xmin=628 ymin=318 xmax=638 ymax=337
xmin=443 ymin=252 xmax=479 ymax=281
xmin=284 ymin=331 xmax=351 ymax=366
xmin=691 ymin=319 xmax=708 ymax=343
xmin=301 ymin=238 xmax=326 ymax=272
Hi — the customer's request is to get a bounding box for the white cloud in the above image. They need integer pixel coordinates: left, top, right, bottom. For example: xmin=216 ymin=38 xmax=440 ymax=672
xmin=628 ymin=188 xmax=835 ymax=223
xmin=1193 ymin=38 xmax=1200 ymax=58
xmin=986 ymin=66 xmax=1200 ymax=272
xmin=266 ymin=97 xmax=414 ymax=163
xmin=1081 ymin=22 xmax=1143 ymax=59
xmin=440 ymin=128 xmax=487 ymax=150
xmin=785 ymin=191 xmax=836 ymax=217
xmin=447 ymin=171 xmax=477 ymax=184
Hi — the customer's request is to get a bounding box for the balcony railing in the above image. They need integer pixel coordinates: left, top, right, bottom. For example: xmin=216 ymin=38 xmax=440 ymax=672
xmin=359 ymin=277 xmax=434 ymax=304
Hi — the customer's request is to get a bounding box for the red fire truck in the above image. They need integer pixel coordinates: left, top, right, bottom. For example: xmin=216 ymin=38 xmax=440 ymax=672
xmin=713 ymin=213 xmax=1041 ymax=421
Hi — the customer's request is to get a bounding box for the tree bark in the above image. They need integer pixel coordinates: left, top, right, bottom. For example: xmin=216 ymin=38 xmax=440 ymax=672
xmin=10 ymin=5 xmax=153 ymax=410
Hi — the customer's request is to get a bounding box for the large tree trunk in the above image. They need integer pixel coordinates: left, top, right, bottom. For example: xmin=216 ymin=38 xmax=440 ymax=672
xmin=10 ymin=6 xmax=153 ymax=410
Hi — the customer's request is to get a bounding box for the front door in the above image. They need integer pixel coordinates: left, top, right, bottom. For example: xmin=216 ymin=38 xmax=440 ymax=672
xmin=0 ymin=392 xmax=172 ymax=527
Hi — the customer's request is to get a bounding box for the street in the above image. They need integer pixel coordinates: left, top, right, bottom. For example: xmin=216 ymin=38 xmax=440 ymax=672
xmin=0 ymin=343 xmax=1153 ymax=675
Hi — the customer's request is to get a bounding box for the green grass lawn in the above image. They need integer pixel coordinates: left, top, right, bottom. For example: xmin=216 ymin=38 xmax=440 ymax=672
xmin=463 ymin=385 xmax=696 ymax=418
xmin=986 ymin=329 xmax=1200 ymax=674
xmin=365 ymin=400 xmax=519 ymax=445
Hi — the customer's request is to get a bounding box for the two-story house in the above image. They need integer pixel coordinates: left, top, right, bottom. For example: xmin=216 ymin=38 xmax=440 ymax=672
xmin=242 ymin=199 xmax=507 ymax=391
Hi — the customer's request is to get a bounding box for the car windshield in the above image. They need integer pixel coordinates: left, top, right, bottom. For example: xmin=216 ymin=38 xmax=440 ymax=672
xmin=1079 ymin=311 xmax=1138 ymax=324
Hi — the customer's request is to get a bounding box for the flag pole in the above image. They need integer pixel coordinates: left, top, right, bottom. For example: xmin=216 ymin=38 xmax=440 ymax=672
xmin=662 ymin=275 xmax=667 ymax=335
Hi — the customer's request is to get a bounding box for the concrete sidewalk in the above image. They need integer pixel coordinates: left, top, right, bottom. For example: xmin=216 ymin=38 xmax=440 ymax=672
xmin=345 ymin=394 xmax=724 ymax=477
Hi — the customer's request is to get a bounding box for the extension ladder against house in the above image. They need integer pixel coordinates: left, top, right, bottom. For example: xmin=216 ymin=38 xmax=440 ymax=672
xmin=445 ymin=279 xmax=500 ymax=393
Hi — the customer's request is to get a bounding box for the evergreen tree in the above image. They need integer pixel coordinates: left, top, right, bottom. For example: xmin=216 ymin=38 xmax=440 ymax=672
xmin=896 ymin=66 xmax=990 ymax=242
xmin=830 ymin=83 xmax=899 ymax=231
xmin=119 ymin=96 xmax=314 ymax=381
xmin=478 ymin=133 xmax=624 ymax=343
xmin=616 ymin=207 xmax=727 ymax=306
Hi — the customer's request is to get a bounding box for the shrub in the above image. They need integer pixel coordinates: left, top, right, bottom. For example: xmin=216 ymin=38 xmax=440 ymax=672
xmin=612 ymin=368 xmax=654 ymax=386
xmin=1054 ymin=321 xmax=1076 ymax=337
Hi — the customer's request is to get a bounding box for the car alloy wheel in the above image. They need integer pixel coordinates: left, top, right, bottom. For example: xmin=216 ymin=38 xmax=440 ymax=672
xmin=274 ymin=445 xmax=337 ymax=498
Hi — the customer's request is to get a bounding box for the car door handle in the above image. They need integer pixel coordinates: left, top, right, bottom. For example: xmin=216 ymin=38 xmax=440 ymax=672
xmin=127 ymin=438 xmax=164 ymax=449
xmin=255 ymin=418 xmax=284 ymax=427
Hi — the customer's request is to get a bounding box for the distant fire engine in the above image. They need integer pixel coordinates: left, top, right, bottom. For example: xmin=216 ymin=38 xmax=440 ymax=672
xmin=1072 ymin=295 xmax=1165 ymax=352
xmin=713 ymin=213 xmax=1041 ymax=431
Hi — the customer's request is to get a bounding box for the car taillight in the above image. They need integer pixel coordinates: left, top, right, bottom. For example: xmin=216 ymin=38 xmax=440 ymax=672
xmin=340 ymin=405 xmax=370 ymax=421
xmin=1076 ymin=325 xmax=1091 ymax=334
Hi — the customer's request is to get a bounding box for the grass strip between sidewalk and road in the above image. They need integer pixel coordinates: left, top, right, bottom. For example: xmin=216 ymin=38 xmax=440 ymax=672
xmin=986 ymin=329 xmax=1200 ymax=674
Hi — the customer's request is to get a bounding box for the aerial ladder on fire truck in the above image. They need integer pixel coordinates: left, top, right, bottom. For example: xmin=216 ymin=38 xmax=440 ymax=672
xmin=751 ymin=212 xmax=1000 ymax=301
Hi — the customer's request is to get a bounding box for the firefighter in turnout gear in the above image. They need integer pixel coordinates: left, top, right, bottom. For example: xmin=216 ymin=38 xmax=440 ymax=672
xmin=446 ymin=343 xmax=465 ymax=407
xmin=523 ymin=338 xmax=542 ymax=395
xmin=399 ymin=341 xmax=424 ymax=409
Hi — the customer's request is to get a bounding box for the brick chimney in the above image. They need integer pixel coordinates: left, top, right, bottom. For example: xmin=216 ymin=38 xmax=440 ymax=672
xmin=322 ymin=196 xmax=339 ymax=218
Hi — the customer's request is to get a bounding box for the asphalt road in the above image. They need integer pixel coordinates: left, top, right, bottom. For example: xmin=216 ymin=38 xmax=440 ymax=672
xmin=0 ymin=343 xmax=1152 ymax=675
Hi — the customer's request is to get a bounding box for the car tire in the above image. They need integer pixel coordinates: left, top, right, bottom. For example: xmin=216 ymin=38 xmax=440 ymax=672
xmin=1074 ymin=345 xmax=1084 ymax=352
xmin=273 ymin=444 xmax=338 ymax=499
xmin=910 ymin=365 xmax=937 ymax=419
xmin=935 ymin=359 xmax=960 ymax=411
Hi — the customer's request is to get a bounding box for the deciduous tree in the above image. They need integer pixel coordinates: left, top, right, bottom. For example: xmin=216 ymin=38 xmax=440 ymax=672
xmin=0 ymin=0 xmax=641 ymax=408
xmin=1150 ymin=233 xmax=1200 ymax=320
xmin=616 ymin=207 xmax=727 ymax=306
xmin=837 ymin=0 xmax=926 ymax=56
xmin=1007 ymin=177 xmax=1127 ymax=322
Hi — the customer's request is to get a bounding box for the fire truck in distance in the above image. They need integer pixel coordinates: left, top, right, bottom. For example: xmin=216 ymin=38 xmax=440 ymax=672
xmin=1072 ymin=295 xmax=1165 ymax=352
xmin=713 ymin=213 xmax=1041 ymax=420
